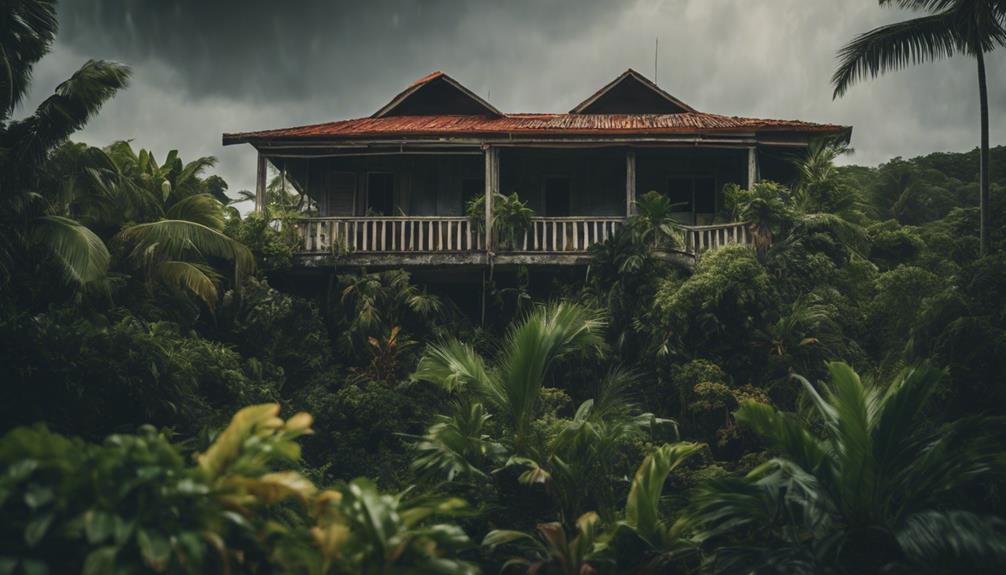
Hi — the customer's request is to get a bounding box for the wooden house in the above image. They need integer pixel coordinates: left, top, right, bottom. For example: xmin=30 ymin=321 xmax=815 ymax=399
xmin=223 ymin=69 xmax=850 ymax=267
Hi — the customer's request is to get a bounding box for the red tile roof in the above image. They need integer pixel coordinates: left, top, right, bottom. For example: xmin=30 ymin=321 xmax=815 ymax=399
xmin=223 ymin=112 xmax=848 ymax=145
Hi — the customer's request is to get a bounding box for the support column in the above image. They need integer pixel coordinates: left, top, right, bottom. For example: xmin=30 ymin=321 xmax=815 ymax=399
xmin=625 ymin=148 xmax=637 ymax=216
xmin=747 ymin=146 xmax=759 ymax=190
xmin=255 ymin=152 xmax=267 ymax=213
xmin=484 ymin=146 xmax=499 ymax=253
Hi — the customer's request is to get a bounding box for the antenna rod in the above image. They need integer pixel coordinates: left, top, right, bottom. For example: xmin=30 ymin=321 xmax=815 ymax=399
xmin=654 ymin=37 xmax=658 ymax=83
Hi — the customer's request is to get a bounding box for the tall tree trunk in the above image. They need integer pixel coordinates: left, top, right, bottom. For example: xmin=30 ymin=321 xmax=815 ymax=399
xmin=977 ymin=48 xmax=991 ymax=256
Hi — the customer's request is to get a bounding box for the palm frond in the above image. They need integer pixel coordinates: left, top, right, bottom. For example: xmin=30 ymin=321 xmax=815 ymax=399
xmin=832 ymin=12 xmax=963 ymax=97
xmin=897 ymin=511 xmax=1006 ymax=574
xmin=735 ymin=399 xmax=828 ymax=475
xmin=0 ymin=0 xmax=58 ymax=117
xmin=412 ymin=339 xmax=498 ymax=399
xmin=410 ymin=402 xmax=504 ymax=482
xmin=116 ymin=219 xmax=254 ymax=283
xmin=498 ymin=302 xmax=605 ymax=444
xmin=880 ymin=0 xmax=959 ymax=11
xmin=32 ymin=215 xmax=109 ymax=285
xmin=165 ymin=193 xmax=226 ymax=231
xmin=623 ymin=442 xmax=704 ymax=547
xmin=871 ymin=366 xmax=944 ymax=481
xmin=8 ymin=60 xmax=130 ymax=167
xmin=151 ymin=260 xmax=222 ymax=310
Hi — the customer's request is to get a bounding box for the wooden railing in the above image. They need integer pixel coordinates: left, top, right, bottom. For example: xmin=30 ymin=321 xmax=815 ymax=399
xmin=679 ymin=222 xmax=750 ymax=255
xmin=297 ymin=217 xmax=481 ymax=253
xmin=500 ymin=217 xmax=624 ymax=253
xmin=290 ymin=217 xmax=751 ymax=258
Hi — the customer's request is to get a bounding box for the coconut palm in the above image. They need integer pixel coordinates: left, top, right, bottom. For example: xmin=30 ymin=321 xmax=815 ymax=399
xmin=60 ymin=141 xmax=253 ymax=310
xmin=791 ymin=140 xmax=864 ymax=223
xmin=631 ymin=191 xmax=685 ymax=250
xmin=414 ymin=302 xmax=605 ymax=452
xmin=687 ymin=362 xmax=1006 ymax=574
xmin=832 ymin=0 xmax=1006 ymax=255
xmin=0 ymin=0 xmax=129 ymax=290
xmin=723 ymin=181 xmax=795 ymax=256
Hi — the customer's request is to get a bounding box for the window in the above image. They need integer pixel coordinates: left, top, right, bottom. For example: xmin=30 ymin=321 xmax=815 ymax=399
xmin=666 ymin=176 xmax=717 ymax=218
xmin=461 ymin=178 xmax=484 ymax=212
xmin=367 ymin=173 xmax=394 ymax=215
xmin=694 ymin=177 xmax=716 ymax=213
xmin=667 ymin=177 xmax=693 ymax=212
xmin=544 ymin=177 xmax=571 ymax=217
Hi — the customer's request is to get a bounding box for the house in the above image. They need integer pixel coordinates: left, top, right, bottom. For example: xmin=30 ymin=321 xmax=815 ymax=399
xmin=223 ymin=69 xmax=850 ymax=267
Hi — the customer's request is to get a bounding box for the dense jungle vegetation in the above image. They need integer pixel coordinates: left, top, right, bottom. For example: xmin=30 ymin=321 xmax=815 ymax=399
xmin=2 ymin=1 xmax=1006 ymax=573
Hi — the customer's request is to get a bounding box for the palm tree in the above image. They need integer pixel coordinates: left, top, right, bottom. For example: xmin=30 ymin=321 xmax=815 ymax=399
xmin=791 ymin=140 xmax=864 ymax=223
xmin=723 ymin=181 xmax=795 ymax=256
xmin=832 ymin=0 xmax=1006 ymax=255
xmin=687 ymin=362 xmax=1006 ymax=573
xmin=63 ymin=141 xmax=254 ymax=310
xmin=413 ymin=302 xmax=605 ymax=452
xmin=631 ymin=190 xmax=685 ymax=250
xmin=0 ymin=0 xmax=129 ymax=290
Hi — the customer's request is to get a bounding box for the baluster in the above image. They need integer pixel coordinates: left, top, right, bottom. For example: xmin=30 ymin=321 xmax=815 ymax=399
xmin=572 ymin=221 xmax=579 ymax=251
xmin=550 ymin=221 xmax=556 ymax=252
xmin=427 ymin=221 xmax=433 ymax=251
xmin=447 ymin=220 xmax=454 ymax=251
xmin=592 ymin=221 xmax=598 ymax=246
xmin=465 ymin=220 xmax=472 ymax=251
xmin=533 ymin=221 xmax=539 ymax=251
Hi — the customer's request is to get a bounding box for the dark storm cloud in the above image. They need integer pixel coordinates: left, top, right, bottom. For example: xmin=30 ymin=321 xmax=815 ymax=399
xmin=20 ymin=0 xmax=1006 ymax=199
xmin=55 ymin=0 xmax=621 ymax=103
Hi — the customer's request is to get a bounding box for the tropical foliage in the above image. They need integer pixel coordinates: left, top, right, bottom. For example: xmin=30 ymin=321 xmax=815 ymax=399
xmin=2 ymin=1 xmax=1006 ymax=573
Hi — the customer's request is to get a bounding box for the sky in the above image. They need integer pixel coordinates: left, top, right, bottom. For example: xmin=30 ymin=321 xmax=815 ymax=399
xmin=19 ymin=0 xmax=1006 ymax=199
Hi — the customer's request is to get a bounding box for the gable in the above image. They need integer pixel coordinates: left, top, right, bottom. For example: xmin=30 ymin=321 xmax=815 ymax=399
xmin=571 ymin=69 xmax=695 ymax=114
xmin=373 ymin=72 xmax=501 ymax=118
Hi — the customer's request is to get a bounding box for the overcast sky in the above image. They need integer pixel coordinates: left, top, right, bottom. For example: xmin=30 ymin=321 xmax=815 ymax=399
xmin=19 ymin=0 xmax=1006 ymax=198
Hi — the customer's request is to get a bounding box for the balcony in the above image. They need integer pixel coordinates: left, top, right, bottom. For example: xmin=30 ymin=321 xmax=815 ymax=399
xmin=289 ymin=216 xmax=750 ymax=267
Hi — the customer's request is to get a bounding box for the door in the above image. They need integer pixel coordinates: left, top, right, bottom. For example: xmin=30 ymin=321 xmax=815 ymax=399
xmin=366 ymin=172 xmax=395 ymax=215
xmin=544 ymin=176 xmax=571 ymax=217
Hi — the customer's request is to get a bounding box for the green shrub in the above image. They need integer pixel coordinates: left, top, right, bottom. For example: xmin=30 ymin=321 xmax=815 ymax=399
xmin=0 ymin=404 xmax=477 ymax=574
xmin=0 ymin=309 xmax=277 ymax=439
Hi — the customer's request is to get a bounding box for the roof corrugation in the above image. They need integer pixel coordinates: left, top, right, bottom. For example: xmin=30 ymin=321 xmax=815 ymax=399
xmin=224 ymin=112 xmax=847 ymax=143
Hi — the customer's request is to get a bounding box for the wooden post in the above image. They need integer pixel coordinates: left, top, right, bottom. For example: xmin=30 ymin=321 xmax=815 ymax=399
xmin=255 ymin=152 xmax=267 ymax=213
xmin=484 ymin=146 xmax=498 ymax=253
xmin=747 ymin=146 xmax=758 ymax=190
xmin=625 ymin=148 xmax=637 ymax=216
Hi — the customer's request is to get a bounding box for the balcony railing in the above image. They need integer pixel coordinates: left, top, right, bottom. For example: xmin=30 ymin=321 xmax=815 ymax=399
xmin=298 ymin=216 xmax=481 ymax=254
xmin=291 ymin=216 xmax=751 ymax=259
xmin=500 ymin=217 xmax=625 ymax=253
xmin=681 ymin=222 xmax=750 ymax=255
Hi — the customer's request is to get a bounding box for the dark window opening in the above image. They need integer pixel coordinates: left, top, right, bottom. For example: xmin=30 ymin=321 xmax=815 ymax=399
xmin=367 ymin=173 xmax=394 ymax=215
xmin=694 ymin=177 xmax=716 ymax=213
xmin=666 ymin=176 xmax=717 ymax=216
xmin=667 ymin=177 xmax=693 ymax=212
xmin=544 ymin=177 xmax=571 ymax=217
xmin=462 ymin=178 xmax=484 ymax=212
